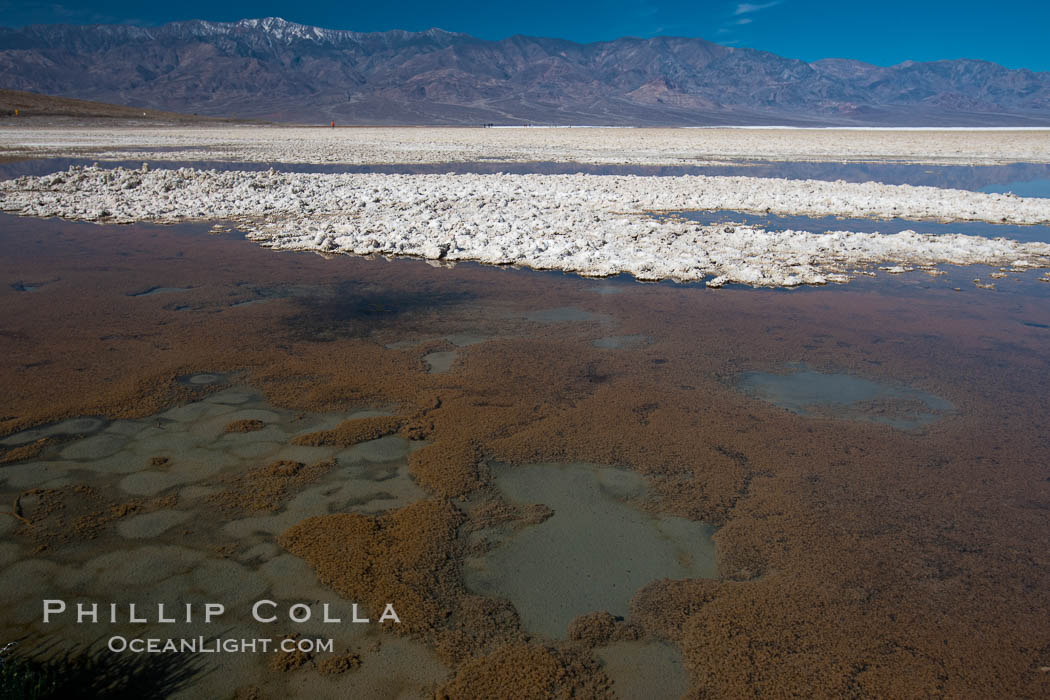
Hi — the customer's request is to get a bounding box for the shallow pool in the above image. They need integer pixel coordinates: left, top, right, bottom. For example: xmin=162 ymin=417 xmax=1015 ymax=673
xmin=463 ymin=462 xmax=717 ymax=639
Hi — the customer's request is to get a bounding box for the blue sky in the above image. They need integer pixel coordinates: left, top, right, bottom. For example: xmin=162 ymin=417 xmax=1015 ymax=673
xmin=2 ymin=1 xmax=1048 ymax=71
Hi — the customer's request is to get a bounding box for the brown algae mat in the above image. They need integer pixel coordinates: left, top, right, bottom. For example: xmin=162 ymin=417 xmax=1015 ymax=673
xmin=0 ymin=213 xmax=1048 ymax=697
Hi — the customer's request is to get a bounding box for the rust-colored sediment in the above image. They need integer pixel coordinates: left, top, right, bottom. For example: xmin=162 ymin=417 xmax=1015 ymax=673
xmin=210 ymin=459 xmax=335 ymax=514
xmin=316 ymin=650 xmax=363 ymax=675
xmin=11 ymin=485 xmax=177 ymax=551
xmin=279 ymin=499 xmax=464 ymax=638
xmin=1 ymin=215 xmax=1048 ymax=696
xmin=268 ymin=634 xmax=313 ymax=672
xmin=435 ymin=643 xmax=611 ymax=699
xmin=224 ymin=418 xmax=266 ymax=433
xmin=0 ymin=438 xmax=52 ymax=464
xmin=567 ymin=612 xmax=642 ymax=648
xmin=291 ymin=415 xmax=403 ymax=446
xmin=408 ymin=437 xmax=484 ymax=498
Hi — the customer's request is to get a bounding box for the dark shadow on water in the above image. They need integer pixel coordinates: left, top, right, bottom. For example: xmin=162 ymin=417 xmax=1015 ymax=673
xmin=282 ymin=280 xmax=475 ymax=341
xmin=126 ymin=286 xmax=193 ymax=297
xmin=10 ymin=281 xmax=49 ymax=293
xmin=2 ymin=637 xmax=207 ymax=699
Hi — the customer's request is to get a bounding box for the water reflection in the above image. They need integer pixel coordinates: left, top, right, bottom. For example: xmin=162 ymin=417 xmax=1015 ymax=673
xmin=663 ymin=209 xmax=1050 ymax=244
xmin=980 ymin=178 xmax=1050 ymax=199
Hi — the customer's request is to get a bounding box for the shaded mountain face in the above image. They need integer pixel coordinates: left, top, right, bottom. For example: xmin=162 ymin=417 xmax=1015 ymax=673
xmin=0 ymin=87 xmax=241 ymax=122
xmin=0 ymin=16 xmax=1048 ymax=126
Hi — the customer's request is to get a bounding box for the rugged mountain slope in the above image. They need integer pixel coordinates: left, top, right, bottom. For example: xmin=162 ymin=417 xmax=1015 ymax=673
xmin=0 ymin=16 xmax=1047 ymax=125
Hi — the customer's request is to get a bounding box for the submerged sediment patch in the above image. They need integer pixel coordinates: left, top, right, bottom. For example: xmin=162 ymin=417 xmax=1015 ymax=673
xmin=737 ymin=364 xmax=954 ymax=430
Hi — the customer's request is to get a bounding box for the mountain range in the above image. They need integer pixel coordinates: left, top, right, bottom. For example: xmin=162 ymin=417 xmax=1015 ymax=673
xmin=1 ymin=16 xmax=1048 ymax=126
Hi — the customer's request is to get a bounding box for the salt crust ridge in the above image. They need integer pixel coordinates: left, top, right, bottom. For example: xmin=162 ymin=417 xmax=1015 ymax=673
xmin=2 ymin=165 xmax=1049 ymax=288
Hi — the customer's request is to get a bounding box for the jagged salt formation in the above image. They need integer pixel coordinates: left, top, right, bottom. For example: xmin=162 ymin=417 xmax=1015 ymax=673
xmin=2 ymin=165 xmax=1049 ymax=287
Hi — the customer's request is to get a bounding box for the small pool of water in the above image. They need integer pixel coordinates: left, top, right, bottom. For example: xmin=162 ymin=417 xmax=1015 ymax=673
xmin=0 ymin=385 xmax=442 ymax=697
xmin=4 ymin=158 xmax=1050 ymax=194
xmin=463 ymin=462 xmax=717 ymax=639
xmin=664 ymin=210 xmax=1050 ymax=244
xmin=737 ymin=364 xmax=954 ymax=430
xmin=981 ymin=178 xmax=1050 ymax=199
xmin=593 ymin=334 xmax=650 ymax=349
xmin=174 ymin=371 xmax=230 ymax=387
xmin=0 ymin=385 xmax=423 ymax=508
xmin=422 ymin=350 xmax=457 ymax=374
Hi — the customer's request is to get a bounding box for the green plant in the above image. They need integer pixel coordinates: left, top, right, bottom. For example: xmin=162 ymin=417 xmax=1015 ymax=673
xmin=0 ymin=643 xmax=58 ymax=700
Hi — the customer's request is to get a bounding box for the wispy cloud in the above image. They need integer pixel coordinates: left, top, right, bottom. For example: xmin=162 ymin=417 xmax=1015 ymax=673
xmin=734 ymin=1 xmax=783 ymax=15
xmin=717 ymin=0 xmax=783 ymax=40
